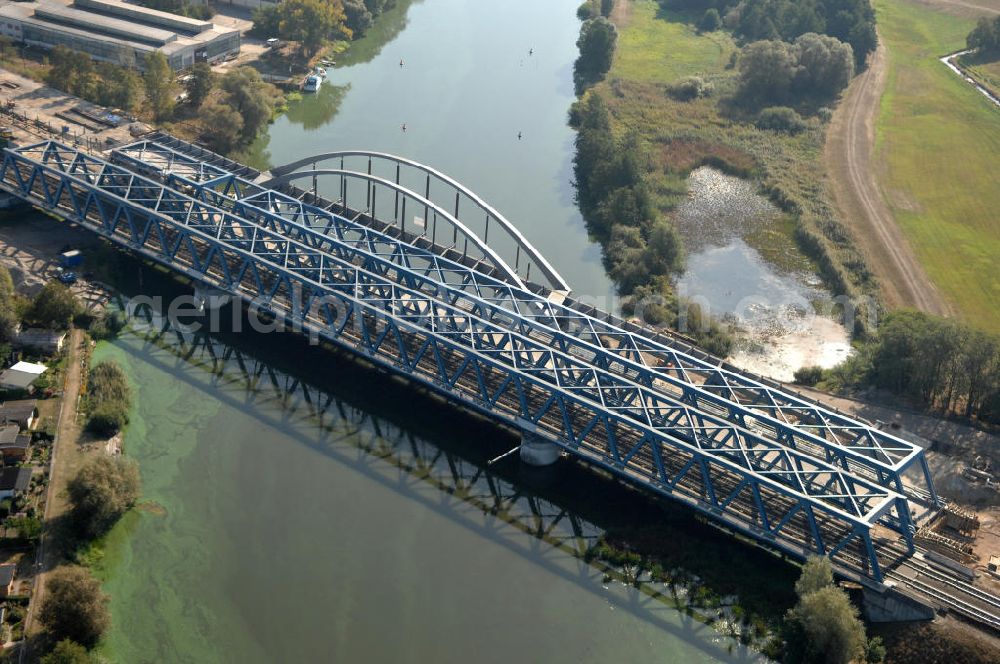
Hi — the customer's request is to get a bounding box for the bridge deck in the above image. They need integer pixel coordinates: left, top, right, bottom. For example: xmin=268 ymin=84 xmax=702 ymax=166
xmin=0 ymin=138 xmax=938 ymax=582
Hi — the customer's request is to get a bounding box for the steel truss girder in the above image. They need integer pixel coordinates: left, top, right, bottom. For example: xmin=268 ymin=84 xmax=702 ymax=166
xmin=111 ymin=141 xmax=930 ymax=503
xmin=0 ymin=143 xmax=911 ymax=579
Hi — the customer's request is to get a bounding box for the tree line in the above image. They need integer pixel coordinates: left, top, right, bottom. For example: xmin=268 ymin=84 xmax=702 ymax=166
xmin=798 ymin=310 xmax=1000 ymax=424
xmin=574 ymin=10 xmax=617 ymax=94
xmin=252 ymin=0 xmax=397 ymax=55
xmin=968 ymin=15 xmax=1000 ymax=53
xmin=663 ymin=0 xmax=877 ymax=69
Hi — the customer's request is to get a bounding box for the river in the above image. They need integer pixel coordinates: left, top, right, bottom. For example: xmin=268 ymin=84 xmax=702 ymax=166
xmin=94 ymin=1 xmax=766 ymax=661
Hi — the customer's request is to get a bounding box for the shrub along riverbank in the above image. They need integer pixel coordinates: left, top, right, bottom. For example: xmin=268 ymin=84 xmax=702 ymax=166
xmin=571 ymin=0 xmax=882 ymax=339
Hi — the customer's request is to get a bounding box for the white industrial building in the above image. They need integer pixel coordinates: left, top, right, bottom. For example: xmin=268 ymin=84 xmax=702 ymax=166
xmin=0 ymin=0 xmax=240 ymax=70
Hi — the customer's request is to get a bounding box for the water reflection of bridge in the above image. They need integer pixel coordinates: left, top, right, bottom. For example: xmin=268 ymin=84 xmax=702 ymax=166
xmin=126 ymin=308 xmax=761 ymax=660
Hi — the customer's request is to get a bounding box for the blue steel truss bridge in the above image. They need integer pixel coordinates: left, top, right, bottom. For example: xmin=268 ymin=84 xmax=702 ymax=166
xmin=0 ymin=135 xmax=946 ymax=590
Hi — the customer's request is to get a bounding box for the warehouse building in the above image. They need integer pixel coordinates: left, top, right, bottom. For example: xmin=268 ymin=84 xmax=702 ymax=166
xmin=0 ymin=0 xmax=240 ymax=70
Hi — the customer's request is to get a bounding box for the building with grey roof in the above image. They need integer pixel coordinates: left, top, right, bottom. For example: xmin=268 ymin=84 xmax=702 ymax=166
xmin=0 ymin=0 xmax=240 ymax=70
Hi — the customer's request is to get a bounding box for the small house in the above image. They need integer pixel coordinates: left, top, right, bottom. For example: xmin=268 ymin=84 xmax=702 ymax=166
xmin=0 ymin=362 xmax=46 ymax=392
xmin=0 ymin=466 xmax=30 ymax=500
xmin=0 ymin=432 xmax=30 ymax=463
xmin=0 ymin=369 xmax=36 ymax=392
xmin=0 ymin=400 xmax=38 ymax=430
xmin=0 ymin=564 xmax=15 ymax=597
xmin=14 ymin=328 xmax=66 ymax=354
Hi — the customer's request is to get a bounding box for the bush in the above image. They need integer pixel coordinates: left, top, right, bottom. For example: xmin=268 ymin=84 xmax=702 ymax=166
xmin=67 ymin=455 xmax=140 ymax=538
xmin=668 ymin=76 xmax=713 ymax=101
xmin=756 ymin=106 xmax=808 ymax=133
xmin=88 ymin=309 xmax=127 ymax=341
xmin=6 ymin=514 xmax=42 ymax=540
xmin=41 ymin=639 xmax=91 ymax=664
xmin=39 ymin=566 xmax=110 ymax=647
xmin=793 ymin=365 xmax=824 ymax=386
xmin=85 ymin=361 xmax=132 ymax=436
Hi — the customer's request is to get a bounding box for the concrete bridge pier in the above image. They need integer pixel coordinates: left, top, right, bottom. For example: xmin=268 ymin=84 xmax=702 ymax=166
xmin=862 ymin=588 xmax=936 ymax=623
xmin=518 ymin=426 xmax=561 ymax=466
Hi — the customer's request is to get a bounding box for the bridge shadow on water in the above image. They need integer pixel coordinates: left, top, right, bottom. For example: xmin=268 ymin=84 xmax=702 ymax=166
xmin=111 ymin=295 xmax=783 ymax=661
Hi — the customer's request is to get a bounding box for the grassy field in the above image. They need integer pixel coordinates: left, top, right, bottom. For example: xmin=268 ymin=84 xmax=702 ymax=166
xmin=611 ymin=3 xmax=734 ymax=84
xmin=594 ymin=1 xmax=878 ymax=330
xmin=875 ymin=0 xmax=1000 ymax=331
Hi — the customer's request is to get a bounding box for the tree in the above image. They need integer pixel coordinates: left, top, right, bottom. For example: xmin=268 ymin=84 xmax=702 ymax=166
xmin=783 ymin=556 xmax=868 ymax=664
xmin=784 ymin=586 xmax=867 ymax=664
xmin=343 ymin=0 xmax=373 ymax=36
xmin=279 ymin=0 xmax=351 ymax=55
xmin=0 ymin=266 xmax=18 ymax=342
xmin=968 ymin=16 xmax=1000 ymax=52
xmin=699 ymin=8 xmax=721 ymax=32
xmin=39 ymin=566 xmax=110 ymax=647
xmin=793 ymin=32 xmax=854 ymax=99
xmin=96 ymin=64 xmax=144 ymax=112
xmin=795 ymin=556 xmax=835 ymax=597
xmin=143 ymin=51 xmax=176 ymax=120
xmin=67 ymin=455 xmax=140 ymax=538
xmin=574 ymin=17 xmax=617 ymax=93
xmin=28 ymin=282 xmax=80 ymax=330
xmin=251 ymin=3 xmax=282 ymax=38
xmin=220 ymin=67 xmax=276 ymax=141
xmin=739 ymin=34 xmax=853 ymax=107
xmin=738 ymin=39 xmax=798 ymax=105
xmin=200 ymin=102 xmax=244 ymax=153
xmin=643 ymin=218 xmax=684 ymax=276
xmin=185 ymin=61 xmax=215 ymax=109
xmin=46 ymin=46 xmax=77 ymax=94
xmin=41 ymin=639 xmax=92 ymax=664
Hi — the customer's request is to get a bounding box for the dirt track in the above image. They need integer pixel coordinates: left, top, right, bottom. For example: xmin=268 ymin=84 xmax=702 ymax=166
xmin=825 ymin=39 xmax=953 ymax=316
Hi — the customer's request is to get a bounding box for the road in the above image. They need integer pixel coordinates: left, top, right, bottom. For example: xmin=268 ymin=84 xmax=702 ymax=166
xmin=825 ymin=39 xmax=952 ymax=316
xmin=21 ymin=327 xmax=85 ymax=658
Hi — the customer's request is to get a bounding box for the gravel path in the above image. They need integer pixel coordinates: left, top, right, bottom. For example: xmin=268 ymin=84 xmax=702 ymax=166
xmin=825 ymin=39 xmax=952 ymax=315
